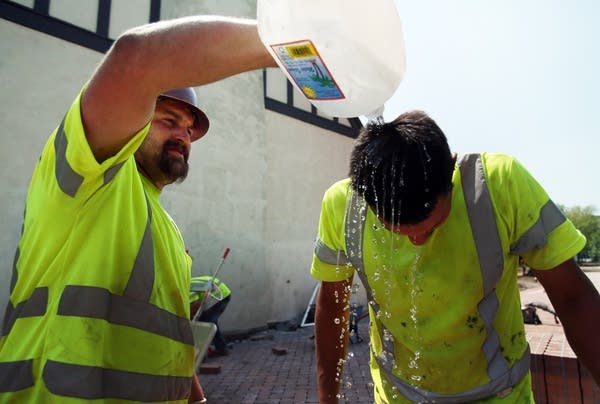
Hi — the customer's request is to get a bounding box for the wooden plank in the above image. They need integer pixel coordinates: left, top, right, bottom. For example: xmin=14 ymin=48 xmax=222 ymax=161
xmin=579 ymin=362 xmax=600 ymax=404
xmin=543 ymin=354 xmax=582 ymax=403
xmin=527 ymin=332 xmax=551 ymax=403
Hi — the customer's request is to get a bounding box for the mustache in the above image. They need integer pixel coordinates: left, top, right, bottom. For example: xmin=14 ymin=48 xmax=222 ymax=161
xmin=163 ymin=140 xmax=189 ymax=161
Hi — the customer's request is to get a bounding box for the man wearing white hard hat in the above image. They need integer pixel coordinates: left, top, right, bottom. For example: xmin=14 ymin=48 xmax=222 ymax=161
xmin=0 ymin=16 xmax=275 ymax=403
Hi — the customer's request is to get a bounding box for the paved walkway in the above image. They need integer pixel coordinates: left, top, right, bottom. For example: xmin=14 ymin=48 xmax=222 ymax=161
xmin=200 ymin=268 xmax=600 ymax=403
xmin=200 ymin=322 xmax=373 ymax=403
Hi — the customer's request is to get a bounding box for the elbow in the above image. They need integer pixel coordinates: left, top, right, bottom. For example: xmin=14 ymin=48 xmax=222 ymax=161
xmin=111 ymin=27 xmax=145 ymax=59
xmin=105 ymin=26 xmax=152 ymax=79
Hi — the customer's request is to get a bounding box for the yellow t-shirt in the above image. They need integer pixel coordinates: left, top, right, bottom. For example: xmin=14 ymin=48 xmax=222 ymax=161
xmin=0 ymin=89 xmax=194 ymax=402
xmin=311 ymin=153 xmax=585 ymax=403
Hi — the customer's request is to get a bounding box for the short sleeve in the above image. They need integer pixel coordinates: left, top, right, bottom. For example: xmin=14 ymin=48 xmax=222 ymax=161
xmin=310 ymin=179 xmax=355 ymax=282
xmin=485 ymin=153 xmax=586 ymax=270
xmin=63 ymin=86 xmax=151 ymax=181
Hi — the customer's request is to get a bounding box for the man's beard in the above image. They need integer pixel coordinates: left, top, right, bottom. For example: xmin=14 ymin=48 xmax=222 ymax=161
xmin=159 ymin=141 xmax=189 ymax=183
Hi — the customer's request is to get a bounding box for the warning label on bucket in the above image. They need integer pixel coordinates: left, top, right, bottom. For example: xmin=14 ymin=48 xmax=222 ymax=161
xmin=271 ymin=40 xmax=345 ymax=100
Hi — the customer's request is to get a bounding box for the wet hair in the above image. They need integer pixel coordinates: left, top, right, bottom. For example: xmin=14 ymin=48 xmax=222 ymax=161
xmin=349 ymin=110 xmax=454 ymax=225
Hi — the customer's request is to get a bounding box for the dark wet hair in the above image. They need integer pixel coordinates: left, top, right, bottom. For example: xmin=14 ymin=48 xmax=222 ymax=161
xmin=349 ymin=111 xmax=454 ymax=225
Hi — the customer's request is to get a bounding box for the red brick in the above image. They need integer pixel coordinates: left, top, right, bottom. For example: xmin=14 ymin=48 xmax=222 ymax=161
xmin=198 ymin=364 xmax=221 ymax=374
xmin=544 ymin=333 xmax=576 ymax=358
xmin=271 ymin=346 xmax=288 ymax=356
xmin=527 ymin=332 xmax=551 ymax=355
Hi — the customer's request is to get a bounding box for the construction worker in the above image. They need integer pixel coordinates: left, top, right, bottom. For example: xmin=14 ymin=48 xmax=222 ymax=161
xmin=0 ymin=16 xmax=275 ymax=402
xmin=190 ymin=276 xmax=232 ymax=356
xmin=311 ymin=111 xmax=600 ymax=403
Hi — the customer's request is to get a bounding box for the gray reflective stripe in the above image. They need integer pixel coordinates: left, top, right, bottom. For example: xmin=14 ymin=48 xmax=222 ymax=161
xmin=376 ymin=347 xmax=531 ymax=404
xmin=343 ymin=153 xmax=530 ymax=402
xmin=57 ymin=285 xmax=193 ymax=345
xmin=3 ymin=209 xmax=25 ymax=336
xmin=43 ymin=360 xmax=191 ymax=401
xmin=190 ymin=279 xmax=212 ymax=292
xmin=54 ymin=118 xmax=84 ymax=197
xmin=2 ymin=248 xmax=20 ymax=336
xmin=48 ymin=191 xmax=193 ymax=398
xmin=459 ymin=154 xmax=511 ymax=383
xmin=314 ymin=238 xmax=350 ymax=266
xmin=0 ymin=360 xmax=34 ymax=392
xmin=123 ymin=193 xmax=155 ymax=301
xmin=510 ymin=199 xmax=565 ymax=255
xmin=9 ymin=247 xmax=18 ymax=293
xmin=1 ymin=287 xmax=48 ymax=337
xmin=345 ymin=190 xmax=377 ymax=310
xmin=459 ymin=154 xmax=504 ymax=295
xmin=104 ymin=161 xmax=126 ymax=185
xmin=344 ymin=189 xmax=386 ymax=355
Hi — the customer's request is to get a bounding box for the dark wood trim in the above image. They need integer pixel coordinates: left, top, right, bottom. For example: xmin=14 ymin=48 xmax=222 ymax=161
xmin=262 ymin=69 xmax=362 ymax=138
xmin=33 ymin=0 xmax=49 ymax=15
xmin=149 ymin=0 xmax=161 ymax=23
xmin=1 ymin=1 xmax=113 ymax=53
xmin=96 ymin=0 xmax=111 ymax=37
xmin=264 ymin=97 xmax=360 ymax=139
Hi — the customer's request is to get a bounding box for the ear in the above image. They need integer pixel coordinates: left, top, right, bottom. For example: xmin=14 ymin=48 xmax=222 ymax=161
xmin=451 ymin=152 xmax=458 ymax=165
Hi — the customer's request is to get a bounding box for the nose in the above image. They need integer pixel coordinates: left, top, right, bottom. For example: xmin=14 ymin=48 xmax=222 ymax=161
xmin=173 ymin=127 xmax=192 ymax=146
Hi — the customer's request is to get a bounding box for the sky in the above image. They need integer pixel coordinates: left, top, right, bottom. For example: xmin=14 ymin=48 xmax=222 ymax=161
xmin=373 ymin=1 xmax=599 ymax=210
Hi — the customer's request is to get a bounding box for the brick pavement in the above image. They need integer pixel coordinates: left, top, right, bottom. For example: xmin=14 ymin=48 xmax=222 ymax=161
xmin=199 ymin=273 xmax=599 ymax=403
xmin=200 ymin=322 xmax=373 ymax=403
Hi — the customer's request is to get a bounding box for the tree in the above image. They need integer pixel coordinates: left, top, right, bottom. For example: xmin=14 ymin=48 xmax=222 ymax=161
xmin=559 ymin=205 xmax=600 ymax=262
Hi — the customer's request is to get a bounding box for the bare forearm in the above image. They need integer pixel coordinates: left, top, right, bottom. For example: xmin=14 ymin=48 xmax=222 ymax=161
xmin=315 ymin=280 xmax=351 ymax=404
xmin=114 ymin=16 xmax=276 ymax=92
xmin=83 ymin=16 xmax=276 ymax=157
xmin=553 ymin=288 xmax=600 ymax=384
xmin=534 ymin=261 xmax=600 ymax=385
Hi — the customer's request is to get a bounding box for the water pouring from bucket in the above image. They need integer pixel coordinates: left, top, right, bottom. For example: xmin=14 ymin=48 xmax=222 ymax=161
xmin=257 ymin=0 xmax=406 ymax=122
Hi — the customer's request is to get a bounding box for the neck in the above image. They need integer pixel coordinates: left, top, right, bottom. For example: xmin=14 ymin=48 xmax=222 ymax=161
xmin=135 ymin=159 xmax=164 ymax=191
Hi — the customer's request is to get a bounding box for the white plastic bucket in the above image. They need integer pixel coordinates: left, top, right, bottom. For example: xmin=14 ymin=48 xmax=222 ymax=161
xmin=257 ymin=0 xmax=406 ymax=118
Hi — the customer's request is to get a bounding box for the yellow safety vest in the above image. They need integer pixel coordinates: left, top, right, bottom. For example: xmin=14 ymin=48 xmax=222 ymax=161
xmin=0 ymin=91 xmax=194 ymax=402
xmin=189 ymin=276 xmax=231 ymax=304
xmin=312 ymin=153 xmax=585 ymax=403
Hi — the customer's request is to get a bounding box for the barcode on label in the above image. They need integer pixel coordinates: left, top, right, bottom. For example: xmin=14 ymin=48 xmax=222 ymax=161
xmin=287 ymin=44 xmax=316 ymax=58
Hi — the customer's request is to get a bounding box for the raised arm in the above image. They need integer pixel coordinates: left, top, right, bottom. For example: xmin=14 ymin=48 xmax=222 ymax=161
xmin=315 ymin=279 xmax=352 ymax=404
xmin=532 ymin=259 xmax=600 ymax=384
xmin=82 ymin=16 xmax=276 ymax=161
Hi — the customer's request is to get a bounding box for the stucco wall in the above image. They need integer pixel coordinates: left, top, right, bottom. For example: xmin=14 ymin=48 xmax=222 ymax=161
xmin=0 ymin=0 xmax=357 ymax=333
xmin=0 ymin=20 xmax=103 ymax=323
